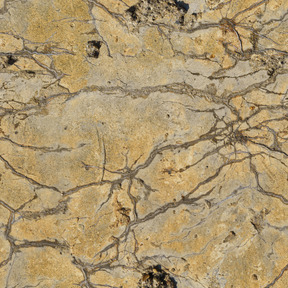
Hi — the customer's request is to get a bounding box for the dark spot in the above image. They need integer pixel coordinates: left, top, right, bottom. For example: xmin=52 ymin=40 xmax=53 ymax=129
xmin=86 ymin=41 xmax=102 ymax=58
xmin=25 ymin=70 xmax=36 ymax=76
xmin=233 ymin=130 xmax=248 ymax=144
xmin=167 ymin=114 xmax=170 ymax=118
xmin=252 ymin=274 xmax=258 ymax=280
xmin=267 ymin=68 xmax=275 ymax=76
xmin=250 ymin=216 xmax=264 ymax=233
xmin=165 ymin=169 xmax=172 ymax=175
xmin=177 ymin=15 xmax=185 ymax=25
xmin=138 ymin=179 xmax=144 ymax=185
xmin=127 ymin=5 xmax=138 ymax=21
xmin=175 ymin=0 xmax=189 ymax=12
xmin=223 ymin=231 xmax=236 ymax=243
xmin=64 ymin=126 xmax=68 ymax=130
xmin=7 ymin=55 xmax=18 ymax=66
xmin=138 ymin=265 xmax=177 ymax=288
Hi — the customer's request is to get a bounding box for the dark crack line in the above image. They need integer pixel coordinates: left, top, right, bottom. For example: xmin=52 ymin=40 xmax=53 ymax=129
xmin=15 ymin=239 xmax=69 ymax=250
xmin=0 ymin=155 xmax=61 ymax=193
xmin=0 ymin=137 xmax=73 ymax=153
xmin=264 ymin=263 xmax=288 ymax=287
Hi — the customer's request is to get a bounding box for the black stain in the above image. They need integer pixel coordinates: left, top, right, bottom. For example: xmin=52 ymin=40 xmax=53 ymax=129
xmin=127 ymin=5 xmax=138 ymax=21
xmin=7 ymin=55 xmax=18 ymax=66
xmin=138 ymin=265 xmax=177 ymax=288
xmin=175 ymin=0 xmax=189 ymax=12
xmin=86 ymin=40 xmax=102 ymax=58
xmin=126 ymin=0 xmax=189 ymax=25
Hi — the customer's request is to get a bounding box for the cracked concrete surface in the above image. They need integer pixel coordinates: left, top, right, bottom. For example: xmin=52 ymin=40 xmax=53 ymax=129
xmin=0 ymin=0 xmax=288 ymax=287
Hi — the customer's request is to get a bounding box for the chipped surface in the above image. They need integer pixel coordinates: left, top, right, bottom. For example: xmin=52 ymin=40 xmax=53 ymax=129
xmin=0 ymin=0 xmax=288 ymax=287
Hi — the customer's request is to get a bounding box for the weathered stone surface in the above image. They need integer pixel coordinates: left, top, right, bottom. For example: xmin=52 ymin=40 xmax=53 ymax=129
xmin=0 ymin=0 xmax=288 ymax=287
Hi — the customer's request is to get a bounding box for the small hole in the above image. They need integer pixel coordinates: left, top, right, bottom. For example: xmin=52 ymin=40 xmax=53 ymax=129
xmin=7 ymin=55 xmax=18 ymax=66
xmin=26 ymin=70 xmax=36 ymax=75
xmin=127 ymin=6 xmax=137 ymax=21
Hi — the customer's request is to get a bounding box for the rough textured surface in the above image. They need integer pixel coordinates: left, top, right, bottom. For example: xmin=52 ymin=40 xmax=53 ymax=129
xmin=0 ymin=0 xmax=288 ymax=287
